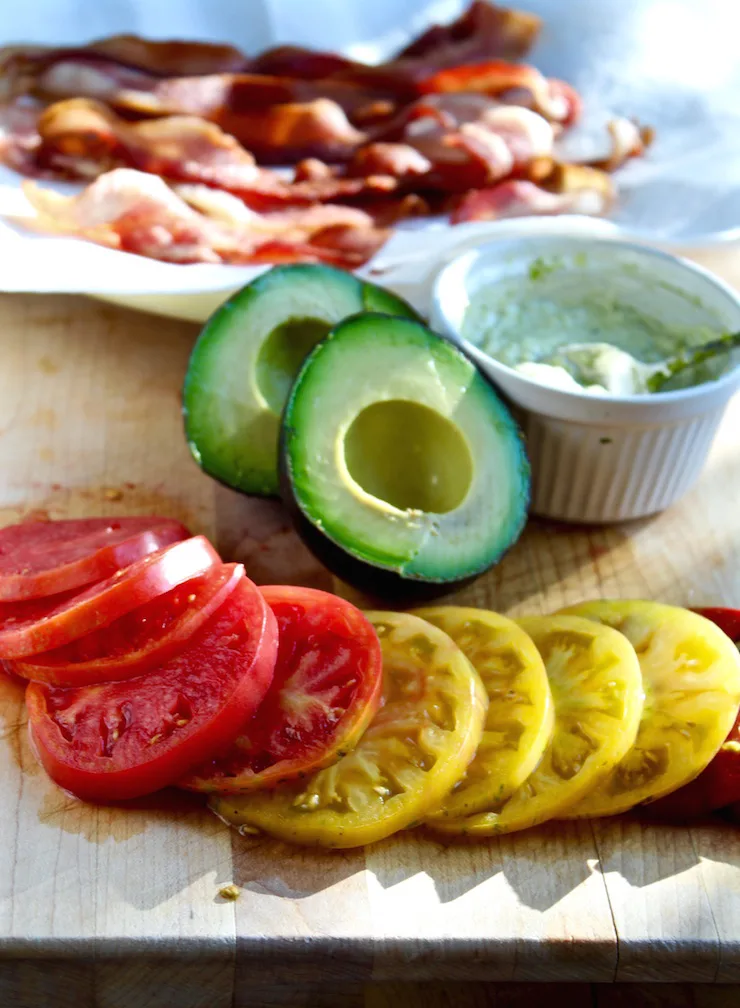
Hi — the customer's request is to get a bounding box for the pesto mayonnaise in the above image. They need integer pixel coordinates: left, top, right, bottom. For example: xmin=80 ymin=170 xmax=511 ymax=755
xmin=462 ymin=258 xmax=726 ymax=395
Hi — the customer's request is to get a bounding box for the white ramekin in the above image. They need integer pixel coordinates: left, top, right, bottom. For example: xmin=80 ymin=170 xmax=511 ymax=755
xmin=431 ymin=231 xmax=740 ymax=523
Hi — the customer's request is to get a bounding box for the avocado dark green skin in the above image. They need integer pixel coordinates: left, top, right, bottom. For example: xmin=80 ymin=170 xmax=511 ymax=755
xmin=278 ymin=426 xmax=482 ymax=604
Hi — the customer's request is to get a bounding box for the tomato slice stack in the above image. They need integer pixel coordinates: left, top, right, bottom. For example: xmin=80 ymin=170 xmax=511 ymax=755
xmin=16 ymin=563 xmax=244 ymax=686
xmin=27 ymin=577 xmax=278 ymax=801
xmin=3 ymin=516 xmax=384 ymax=807
xmin=0 ymin=517 xmax=281 ymax=801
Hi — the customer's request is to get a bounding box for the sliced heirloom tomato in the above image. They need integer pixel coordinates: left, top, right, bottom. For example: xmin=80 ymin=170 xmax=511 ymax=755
xmin=0 ymin=536 xmax=219 ymax=659
xmin=182 ymin=585 xmax=382 ymax=793
xmin=27 ymin=570 xmax=278 ymax=802
xmin=0 ymin=516 xmax=189 ymax=600
xmin=429 ymin=615 xmax=643 ymax=837
xmin=413 ymin=606 xmax=553 ymax=819
xmin=647 ymin=709 xmax=740 ymax=820
xmin=211 ymin=611 xmax=487 ymax=848
xmin=558 ymin=600 xmax=740 ymax=817
xmin=641 ymin=607 xmax=740 ymax=820
xmin=14 ymin=563 xmax=242 ymax=687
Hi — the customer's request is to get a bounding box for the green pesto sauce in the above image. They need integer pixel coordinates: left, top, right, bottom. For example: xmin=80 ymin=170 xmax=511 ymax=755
xmin=462 ymin=258 xmax=726 ymax=392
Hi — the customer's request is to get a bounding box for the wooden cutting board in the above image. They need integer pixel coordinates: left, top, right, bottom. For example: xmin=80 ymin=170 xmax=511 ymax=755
xmin=0 ymin=288 xmax=738 ymax=1008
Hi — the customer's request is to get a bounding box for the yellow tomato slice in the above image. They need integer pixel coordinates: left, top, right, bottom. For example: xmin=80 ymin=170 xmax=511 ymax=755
xmin=429 ymin=615 xmax=643 ymax=836
xmin=413 ymin=606 xmax=554 ymax=819
xmin=211 ymin=611 xmax=487 ymax=848
xmin=558 ymin=600 xmax=740 ymax=817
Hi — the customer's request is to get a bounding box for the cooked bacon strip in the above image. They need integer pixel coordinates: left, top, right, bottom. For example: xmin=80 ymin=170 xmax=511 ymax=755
xmin=252 ymin=1 xmax=540 ymax=87
xmin=347 ymin=142 xmax=432 ymax=180
xmin=25 ymin=99 xmax=403 ymax=214
xmin=32 ymin=61 xmax=369 ymax=164
xmin=0 ymin=99 xmax=42 ymax=174
xmin=110 ymin=72 xmax=390 ymax=123
xmin=20 ymin=168 xmax=388 ymax=266
xmin=394 ymin=0 xmax=540 ymax=65
xmin=293 ymin=158 xmax=338 ymax=183
xmin=29 ymin=57 xmax=383 ymax=145
xmin=36 ymin=99 xmax=261 ymax=182
xmin=31 ymin=55 xmax=164 ymax=111
xmin=451 ymin=171 xmax=615 ymax=223
xmin=419 ymin=61 xmax=577 ymax=124
xmin=545 ymin=163 xmax=616 ymax=208
xmin=87 ymin=36 xmax=248 ymax=76
xmin=1 ymin=37 xmax=249 ymax=91
xmin=34 ymin=98 xmax=369 ymax=206
xmin=140 ymin=92 xmax=366 ymax=164
xmin=589 ymin=117 xmax=654 ymax=172
xmin=381 ymin=93 xmax=554 ymax=150
xmin=371 ymin=98 xmax=555 ymax=193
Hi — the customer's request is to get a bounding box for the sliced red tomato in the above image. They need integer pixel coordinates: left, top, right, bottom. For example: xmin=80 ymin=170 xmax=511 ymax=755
xmin=26 ymin=571 xmax=278 ymax=802
xmin=692 ymin=608 xmax=740 ymax=644
xmin=649 ymin=608 xmax=740 ymax=820
xmin=0 ymin=536 xmax=219 ymax=659
xmin=182 ymin=585 xmax=383 ymax=793
xmin=14 ymin=563 xmax=242 ymax=687
xmin=0 ymin=516 xmax=189 ymax=601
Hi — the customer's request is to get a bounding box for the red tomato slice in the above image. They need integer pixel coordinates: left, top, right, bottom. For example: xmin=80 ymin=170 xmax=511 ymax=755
xmin=182 ymin=585 xmax=383 ymax=793
xmin=0 ymin=516 xmax=189 ymax=601
xmin=0 ymin=536 xmax=219 ymax=659
xmin=14 ymin=563 xmax=242 ymax=687
xmin=26 ymin=571 xmax=278 ymax=802
xmin=692 ymin=608 xmax=740 ymax=644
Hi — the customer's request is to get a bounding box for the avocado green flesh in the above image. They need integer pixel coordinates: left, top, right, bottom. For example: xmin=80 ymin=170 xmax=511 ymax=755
xmin=183 ymin=264 xmax=419 ymax=497
xmin=344 ymin=400 xmax=473 ymax=514
xmin=284 ymin=314 xmax=530 ymax=583
xmin=255 ymin=317 xmax=332 ymax=414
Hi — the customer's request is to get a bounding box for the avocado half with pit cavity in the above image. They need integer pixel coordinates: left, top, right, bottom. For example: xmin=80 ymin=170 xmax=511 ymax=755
xmin=280 ymin=313 xmax=530 ymax=601
xmin=182 ymin=264 xmax=421 ymax=497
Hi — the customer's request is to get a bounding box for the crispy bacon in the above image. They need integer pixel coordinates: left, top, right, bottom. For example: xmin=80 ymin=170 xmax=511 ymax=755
xmin=589 ymin=117 xmax=654 ymax=172
xmin=293 ymin=158 xmax=338 ymax=183
xmin=34 ymin=98 xmax=366 ymax=200
xmin=419 ymin=61 xmax=576 ymax=124
xmin=451 ymin=169 xmax=616 ymax=223
xmin=21 ymin=167 xmax=389 ymax=266
xmin=2 ymin=37 xmax=249 ymax=91
xmin=0 ymin=2 xmax=651 ymax=271
xmin=347 ymin=142 xmax=432 ymax=180
xmin=545 ymin=163 xmax=616 ymax=209
xmin=153 ymin=93 xmax=366 ymax=165
xmin=34 ymin=98 xmax=291 ymax=200
xmin=372 ymin=97 xmax=556 ymax=193
xmin=109 ymin=72 xmax=393 ymax=124
xmin=252 ymin=1 xmax=540 ymax=87
xmin=28 ymin=61 xmax=372 ymax=163
xmin=27 ymin=99 xmax=404 ymax=213
xmin=87 ymin=36 xmax=249 ymax=76
xmin=394 ymin=0 xmax=540 ymax=65
xmin=0 ymin=99 xmax=42 ymax=174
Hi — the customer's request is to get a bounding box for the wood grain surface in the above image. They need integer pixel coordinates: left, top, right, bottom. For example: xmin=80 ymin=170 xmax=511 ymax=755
xmin=0 ymin=288 xmax=738 ymax=1007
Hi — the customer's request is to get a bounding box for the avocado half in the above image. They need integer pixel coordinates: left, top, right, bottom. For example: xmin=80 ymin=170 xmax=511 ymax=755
xmin=280 ymin=313 xmax=531 ymax=601
xmin=182 ymin=264 xmax=421 ymax=497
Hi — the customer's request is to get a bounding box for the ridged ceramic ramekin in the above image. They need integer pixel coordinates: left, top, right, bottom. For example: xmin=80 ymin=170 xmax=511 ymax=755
xmin=431 ymin=231 xmax=740 ymax=523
